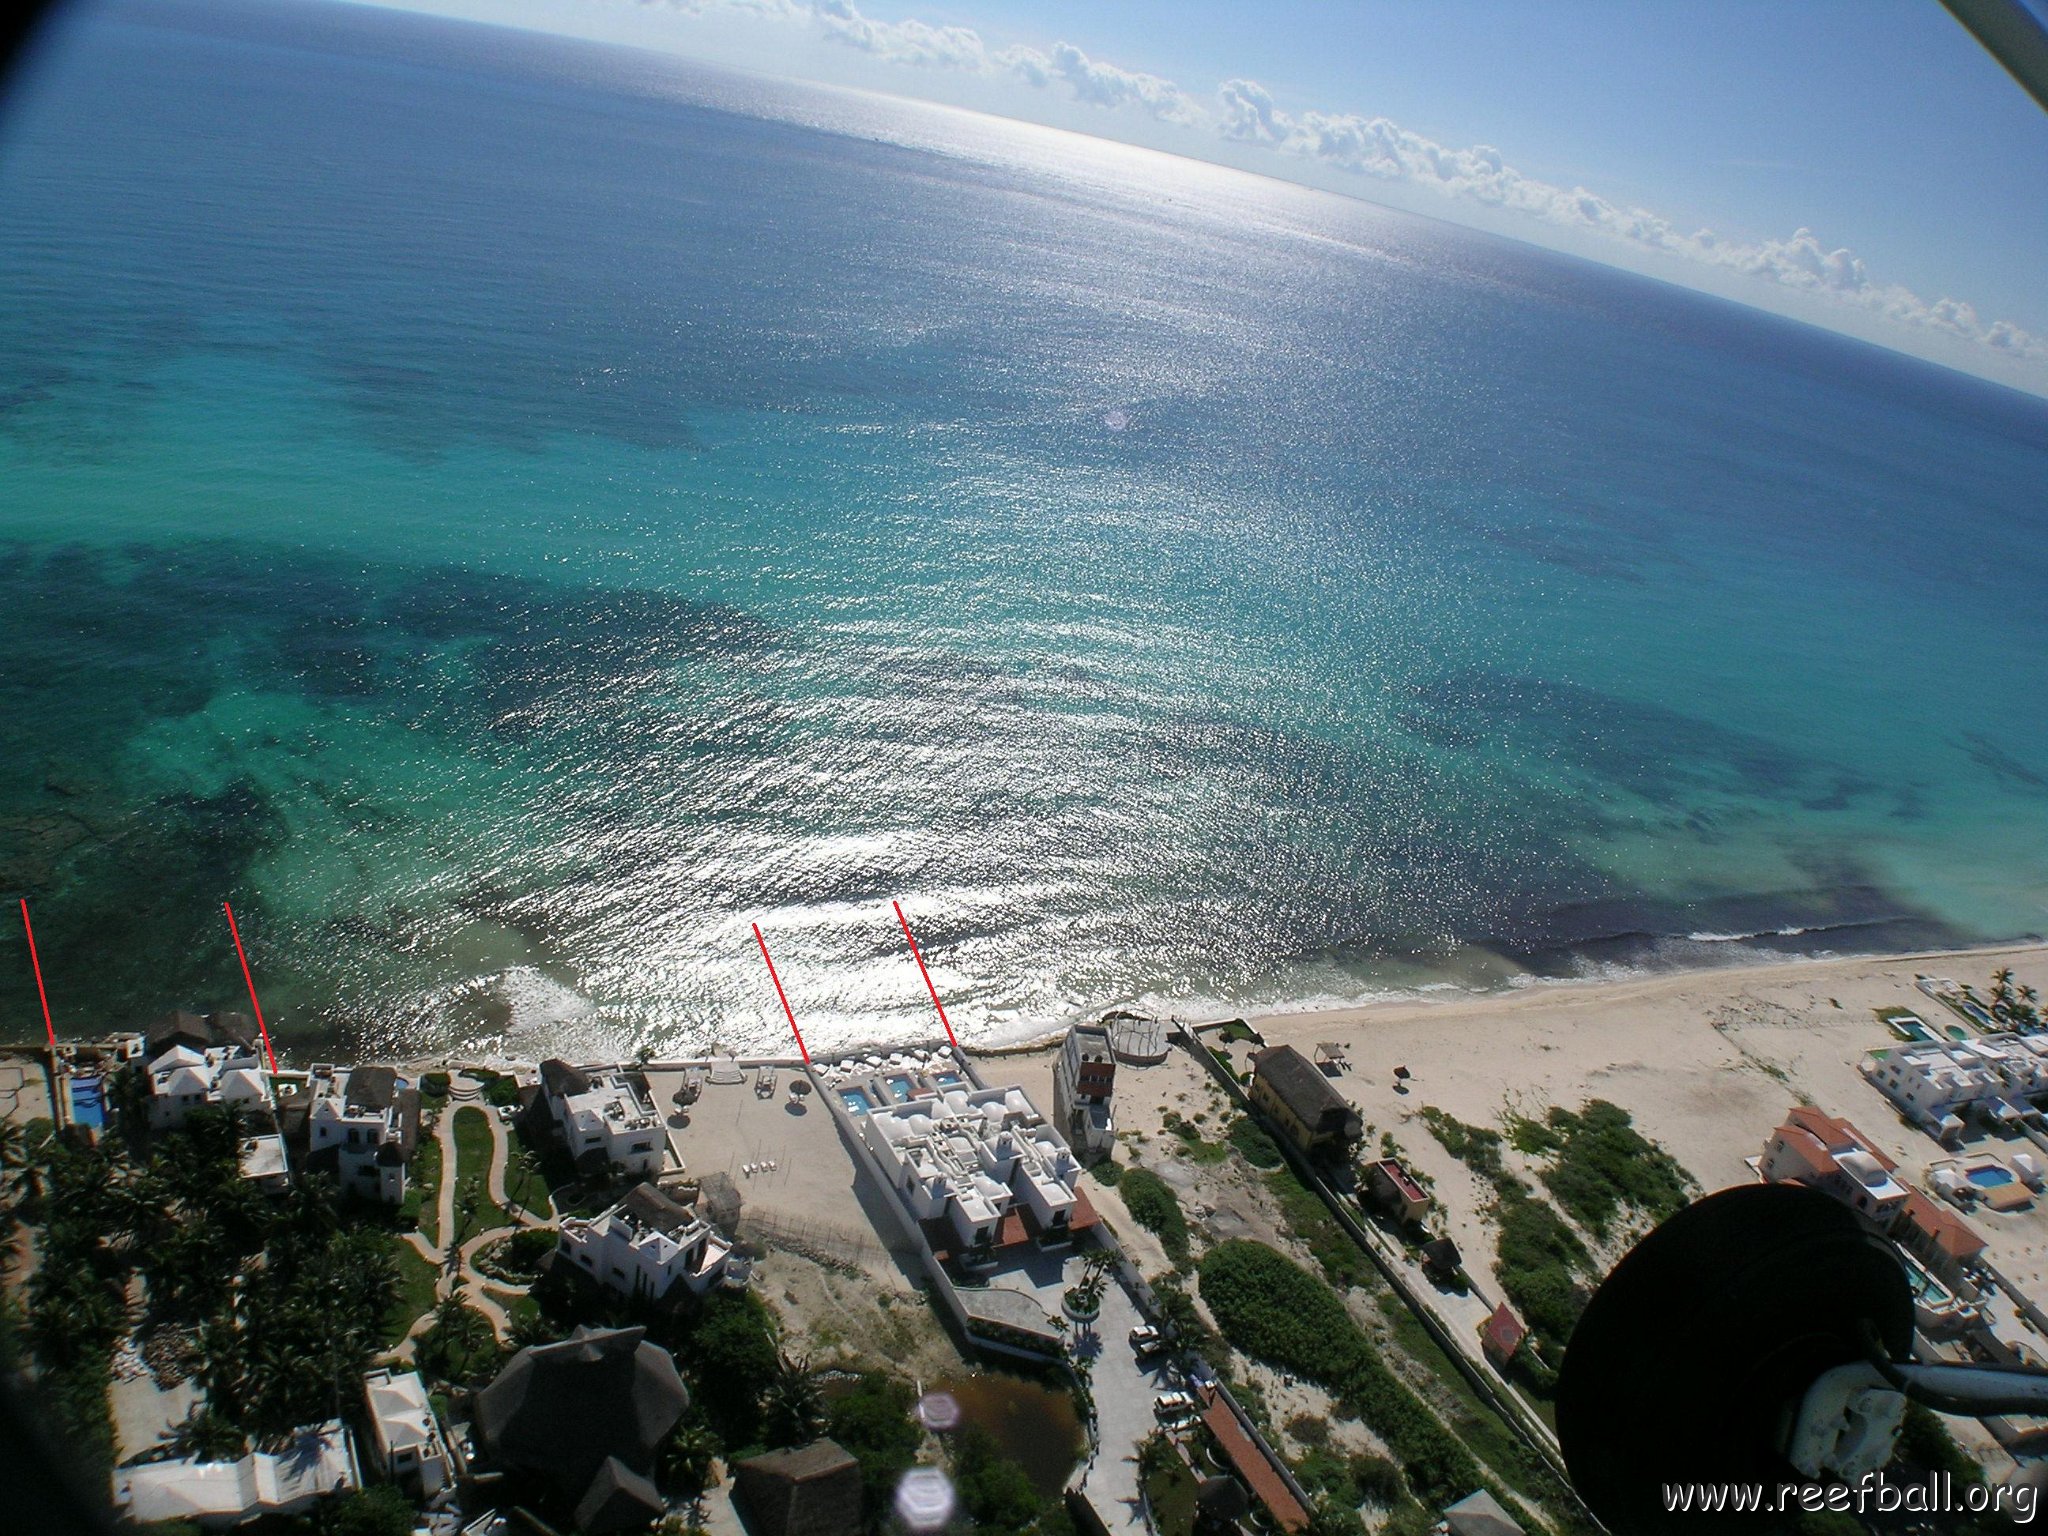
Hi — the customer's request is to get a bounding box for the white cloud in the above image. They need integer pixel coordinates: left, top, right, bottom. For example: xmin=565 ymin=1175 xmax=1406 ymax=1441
xmin=623 ymin=0 xmax=2043 ymax=368
xmin=811 ymin=0 xmax=986 ymax=70
xmin=1207 ymin=79 xmax=2041 ymax=362
xmin=995 ymin=42 xmax=1200 ymax=124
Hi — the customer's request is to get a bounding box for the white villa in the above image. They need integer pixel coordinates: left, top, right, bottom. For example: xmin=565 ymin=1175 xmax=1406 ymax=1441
xmin=539 ymin=1059 xmax=667 ymax=1178
xmin=555 ymin=1183 xmax=732 ymax=1302
xmin=861 ymin=1083 xmax=1084 ymax=1263
xmin=305 ymin=1063 xmax=419 ymax=1205
xmin=1758 ymin=1106 xmax=1910 ymax=1224
xmin=363 ymin=1368 xmax=454 ymax=1497
xmin=145 ymin=1042 xmax=272 ymax=1131
xmin=1862 ymin=1033 xmax=2048 ymax=1138
xmin=115 ymin=1419 xmax=358 ymax=1529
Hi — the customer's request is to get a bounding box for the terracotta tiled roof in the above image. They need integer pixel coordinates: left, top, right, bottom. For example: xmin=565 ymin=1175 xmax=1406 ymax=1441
xmin=1901 ymin=1189 xmax=1988 ymax=1261
xmin=1196 ymin=1386 xmax=1309 ymax=1533
xmin=1783 ymin=1105 xmax=1897 ymax=1171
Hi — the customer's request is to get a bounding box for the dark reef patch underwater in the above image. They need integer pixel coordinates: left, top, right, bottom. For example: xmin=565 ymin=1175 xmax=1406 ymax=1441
xmin=0 ymin=0 xmax=2043 ymax=1058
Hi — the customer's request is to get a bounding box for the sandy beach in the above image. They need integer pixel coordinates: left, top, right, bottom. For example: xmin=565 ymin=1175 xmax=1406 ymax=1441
xmin=1000 ymin=940 xmax=2048 ymax=1302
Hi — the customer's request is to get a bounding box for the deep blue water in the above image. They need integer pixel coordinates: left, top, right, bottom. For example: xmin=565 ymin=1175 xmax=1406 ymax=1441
xmin=1 ymin=0 xmax=2046 ymax=1061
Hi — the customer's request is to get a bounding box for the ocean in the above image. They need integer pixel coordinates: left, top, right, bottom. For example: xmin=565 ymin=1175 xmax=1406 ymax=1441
xmin=3 ymin=0 xmax=2046 ymax=1064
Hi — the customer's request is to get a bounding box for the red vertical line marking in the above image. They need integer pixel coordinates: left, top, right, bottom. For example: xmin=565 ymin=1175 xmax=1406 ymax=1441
xmin=893 ymin=900 xmax=960 ymax=1051
xmin=754 ymin=923 xmax=809 ymax=1065
xmin=222 ymin=902 xmax=279 ymax=1072
xmin=19 ymin=899 xmax=55 ymax=1049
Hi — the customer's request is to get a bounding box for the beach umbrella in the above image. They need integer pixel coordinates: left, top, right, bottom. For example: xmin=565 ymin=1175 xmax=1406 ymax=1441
xmin=1393 ymin=1065 xmax=1411 ymax=1080
xmin=788 ymin=1077 xmax=812 ymax=1098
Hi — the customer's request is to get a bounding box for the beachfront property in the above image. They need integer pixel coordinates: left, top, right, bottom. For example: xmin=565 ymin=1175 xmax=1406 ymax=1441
xmin=475 ymin=1324 xmax=686 ymax=1530
xmin=1248 ymin=1043 xmax=1363 ymax=1158
xmin=1756 ymin=1103 xmax=1993 ymax=1298
xmin=300 ymin=1063 xmax=420 ymax=1204
xmin=1052 ymin=1021 xmax=1116 ymax=1161
xmin=1897 ymin=1187 xmax=1991 ymax=1289
xmin=732 ymin=1439 xmax=864 ymax=1536
xmin=538 ymin=1058 xmax=666 ymax=1178
xmin=1363 ymin=1156 xmax=1433 ymax=1226
xmin=363 ymin=1368 xmax=455 ymax=1497
xmin=554 ymin=1183 xmax=733 ymax=1302
xmin=1860 ymin=1033 xmax=2048 ymax=1140
xmin=144 ymin=1040 xmax=272 ymax=1131
xmin=1758 ymin=1105 xmax=1911 ymax=1224
xmin=859 ymin=1081 xmax=1085 ymax=1265
xmin=113 ymin=1419 xmax=359 ymax=1529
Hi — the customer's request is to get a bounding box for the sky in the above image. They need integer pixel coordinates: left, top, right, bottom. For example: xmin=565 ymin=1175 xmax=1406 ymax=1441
xmin=139 ymin=1 xmax=2048 ymax=392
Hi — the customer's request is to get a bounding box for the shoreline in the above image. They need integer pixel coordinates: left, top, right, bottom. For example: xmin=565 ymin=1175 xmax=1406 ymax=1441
xmin=961 ymin=934 xmax=2048 ymax=1063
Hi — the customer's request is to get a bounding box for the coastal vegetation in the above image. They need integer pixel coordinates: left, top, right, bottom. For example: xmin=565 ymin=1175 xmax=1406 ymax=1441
xmin=1116 ymin=1166 xmax=1190 ymax=1264
xmin=1226 ymin=1116 xmax=1284 ymax=1168
xmin=1421 ymin=1101 xmax=1694 ymax=1353
xmin=1196 ymin=1239 xmax=1535 ymax=1525
xmin=8 ymin=1105 xmax=400 ymax=1489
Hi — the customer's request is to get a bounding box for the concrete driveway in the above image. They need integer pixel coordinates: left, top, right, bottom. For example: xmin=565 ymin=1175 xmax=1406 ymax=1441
xmin=1075 ymin=1273 xmax=1182 ymax=1536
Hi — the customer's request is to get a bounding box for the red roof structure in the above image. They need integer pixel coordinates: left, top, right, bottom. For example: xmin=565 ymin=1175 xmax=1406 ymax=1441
xmin=1196 ymin=1385 xmax=1310 ymax=1533
xmin=1900 ymin=1189 xmax=1988 ymax=1262
xmin=1480 ymin=1303 xmax=1527 ymax=1364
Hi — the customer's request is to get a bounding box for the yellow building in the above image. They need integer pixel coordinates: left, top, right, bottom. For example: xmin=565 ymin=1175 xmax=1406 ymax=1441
xmin=1248 ymin=1044 xmax=1363 ymax=1159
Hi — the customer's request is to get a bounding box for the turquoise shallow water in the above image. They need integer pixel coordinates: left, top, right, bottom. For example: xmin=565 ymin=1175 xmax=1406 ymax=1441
xmin=2 ymin=0 xmax=2046 ymax=1062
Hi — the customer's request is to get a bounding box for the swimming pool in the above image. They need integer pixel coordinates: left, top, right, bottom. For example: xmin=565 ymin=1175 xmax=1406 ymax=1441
xmin=885 ymin=1074 xmax=914 ymax=1102
xmin=70 ymin=1075 xmax=105 ymax=1129
xmin=1967 ymin=1164 xmax=2016 ymax=1189
xmin=935 ymin=1072 xmax=962 ymax=1087
xmin=839 ymin=1089 xmax=871 ymax=1116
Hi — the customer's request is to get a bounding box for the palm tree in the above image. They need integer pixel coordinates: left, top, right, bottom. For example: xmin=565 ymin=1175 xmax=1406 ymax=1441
xmin=509 ymin=1148 xmax=545 ymax=1219
xmin=763 ymin=1350 xmax=825 ymax=1447
xmin=162 ymin=1403 xmax=248 ymax=1462
xmin=658 ymin=1416 xmax=722 ymax=1497
xmin=1993 ymin=968 xmax=2017 ymax=1015
xmin=451 ymin=1178 xmax=483 ymax=1251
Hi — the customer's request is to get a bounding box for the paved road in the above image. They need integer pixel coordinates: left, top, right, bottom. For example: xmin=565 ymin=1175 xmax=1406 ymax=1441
xmin=1076 ymin=1275 xmax=1181 ymax=1536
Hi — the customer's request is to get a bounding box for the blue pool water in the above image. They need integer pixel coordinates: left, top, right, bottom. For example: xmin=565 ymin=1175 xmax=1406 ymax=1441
xmin=936 ymin=1073 xmax=964 ymax=1088
xmin=1967 ymin=1165 xmax=2015 ymax=1188
xmin=839 ymin=1090 xmax=871 ymax=1117
xmin=70 ymin=1075 xmax=105 ymax=1128
xmin=885 ymin=1074 xmax=915 ymax=1103
xmin=1 ymin=0 xmax=2045 ymax=1063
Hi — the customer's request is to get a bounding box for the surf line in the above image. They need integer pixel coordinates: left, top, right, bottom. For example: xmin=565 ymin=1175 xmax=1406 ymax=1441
xmin=18 ymin=899 xmax=56 ymax=1049
xmin=893 ymin=900 xmax=961 ymax=1052
xmin=753 ymin=923 xmax=810 ymax=1065
xmin=222 ymin=902 xmax=280 ymax=1072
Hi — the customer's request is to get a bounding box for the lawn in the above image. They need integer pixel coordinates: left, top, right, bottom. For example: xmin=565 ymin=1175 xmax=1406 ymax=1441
xmin=384 ymin=1238 xmax=443 ymax=1345
xmin=405 ymin=1134 xmax=443 ymax=1246
xmin=1142 ymin=1457 xmax=1200 ymax=1536
xmin=451 ymin=1106 xmax=513 ymax=1237
xmin=503 ymin=1148 xmax=551 ymax=1220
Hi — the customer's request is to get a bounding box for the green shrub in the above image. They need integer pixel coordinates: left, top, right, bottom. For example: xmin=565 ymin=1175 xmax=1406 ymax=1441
xmin=1118 ymin=1167 xmax=1190 ymax=1263
xmin=1539 ymin=1101 xmax=1693 ymax=1239
xmin=1494 ymin=1191 xmax=1588 ymax=1345
xmin=827 ymin=1373 xmax=922 ymax=1530
xmin=951 ymin=1426 xmax=1046 ymax=1534
xmin=1418 ymin=1107 xmax=1511 ymax=1186
xmin=1198 ymin=1241 xmax=1483 ymax=1508
xmin=482 ymin=1075 xmax=523 ymax=1109
xmin=421 ymin=1072 xmax=450 ymax=1102
xmin=1227 ymin=1117 xmax=1284 ymax=1169
xmin=1090 ymin=1157 xmax=1123 ymax=1187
